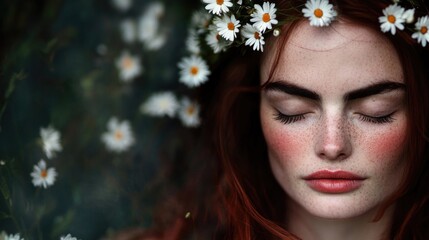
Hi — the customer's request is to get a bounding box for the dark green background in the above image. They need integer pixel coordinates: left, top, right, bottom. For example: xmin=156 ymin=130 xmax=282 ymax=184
xmin=0 ymin=0 xmax=201 ymax=238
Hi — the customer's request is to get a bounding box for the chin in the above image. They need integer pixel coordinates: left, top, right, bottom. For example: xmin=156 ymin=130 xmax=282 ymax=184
xmin=287 ymin=192 xmax=382 ymax=220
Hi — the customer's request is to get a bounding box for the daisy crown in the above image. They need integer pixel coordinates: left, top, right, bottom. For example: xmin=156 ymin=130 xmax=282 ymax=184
xmin=178 ymin=0 xmax=429 ymax=89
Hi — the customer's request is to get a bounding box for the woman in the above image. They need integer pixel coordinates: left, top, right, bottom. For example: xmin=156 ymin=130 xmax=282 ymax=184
xmin=114 ymin=0 xmax=429 ymax=239
xmin=260 ymin=19 xmax=411 ymax=239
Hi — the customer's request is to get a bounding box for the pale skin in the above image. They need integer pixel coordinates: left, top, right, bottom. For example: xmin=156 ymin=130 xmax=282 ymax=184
xmin=260 ymin=21 xmax=407 ymax=240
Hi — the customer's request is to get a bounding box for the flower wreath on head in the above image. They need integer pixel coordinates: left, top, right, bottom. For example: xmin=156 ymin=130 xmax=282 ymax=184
xmin=141 ymin=0 xmax=429 ymax=128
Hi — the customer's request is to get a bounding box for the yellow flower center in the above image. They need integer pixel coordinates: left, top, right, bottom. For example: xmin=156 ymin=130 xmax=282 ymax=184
xmin=190 ymin=66 xmax=199 ymax=76
xmin=388 ymin=15 xmax=396 ymax=23
xmin=262 ymin=13 xmax=271 ymax=23
xmin=122 ymin=57 xmax=134 ymax=69
xmin=314 ymin=8 xmax=324 ymax=18
xmin=421 ymin=26 xmax=428 ymax=34
xmin=187 ymin=105 xmax=195 ymax=115
xmin=41 ymin=169 xmax=48 ymax=178
xmin=227 ymin=22 xmax=235 ymax=31
xmin=216 ymin=0 xmax=224 ymax=5
xmin=115 ymin=130 xmax=123 ymax=140
xmin=254 ymin=32 xmax=260 ymax=40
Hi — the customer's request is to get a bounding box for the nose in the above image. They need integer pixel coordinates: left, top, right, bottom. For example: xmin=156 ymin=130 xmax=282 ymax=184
xmin=315 ymin=113 xmax=352 ymax=161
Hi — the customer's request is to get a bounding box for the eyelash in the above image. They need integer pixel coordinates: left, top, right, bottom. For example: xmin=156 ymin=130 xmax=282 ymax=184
xmin=358 ymin=112 xmax=395 ymax=124
xmin=274 ymin=111 xmax=395 ymax=124
xmin=274 ymin=112 xmax=306 ymax=124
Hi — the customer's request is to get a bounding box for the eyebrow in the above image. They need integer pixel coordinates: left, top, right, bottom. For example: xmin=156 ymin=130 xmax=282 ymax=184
xmin=344 ymin=81 xmax=406 ymax=101
xmin=264 ymin=81 xmax=320 ymax=100
xmin=263 ymin=81 xmax=406 ymax=101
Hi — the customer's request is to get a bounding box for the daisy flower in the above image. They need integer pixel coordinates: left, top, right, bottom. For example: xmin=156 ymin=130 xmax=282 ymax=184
xmin=203 ymin=0 xmax=233 ymax=15
xmin=144 ymin=32 xmax=167 ymax=50
xmin=216 ymin=14 xmax=241 ymax=41
xmin=101 ymin=117 xmax=135 ymax=153
xmin=186 ymin=29 xmax=201 ymax=55
xmin=115 ymin=51 xmax=142 ymax=82
xmin=138 ymin=14 xmax=159 ymax=43
xmin=205 ymin=26 xmax=231 ymax=53
xmin=379 ymin=4 xmax=406 ymax=35
xmin=30 ymin=160 xmax=57 ymax=189
xmin=111 ymin=0 xmax=132 ymax=11
xmin=250 ymin=2 xmax=278 ymax=33
xmin=60 ymin=234 xmax=78 ymax=240
xmin=138 ymin=2 xmax=165 ymax=44
xmin=302 ymin=0 xmax=337 ymax=27
xmin=241 ymin=24 xmax=265 ymax=51
xmin=403 ymin=8 xmax=415 ymax=24
xmin=120 ymin=19 xmax=137 ymax=43
xmin=140 ymin=92 xmax=180 ymax=117
xmin=412 ymin=15 xmax=429 ymax=47
xmin=0 ymin=232 xmax=24 ymax=240
xmin=178 ymin=55 xmax=210 ymax=87
xmin=178 ymin=97 xmax=201 ymax=127
xmin=191 ymin=10 xmax=212 ymax=28
xmin=146 ymin=1 xmax=165 ymax=17
xmin=40 ymin=126 xmax=62 ymax=159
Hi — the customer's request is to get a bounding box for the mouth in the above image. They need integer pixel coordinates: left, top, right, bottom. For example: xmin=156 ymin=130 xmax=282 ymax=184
xmin=303 ymin=170 xmax=366 ymax=194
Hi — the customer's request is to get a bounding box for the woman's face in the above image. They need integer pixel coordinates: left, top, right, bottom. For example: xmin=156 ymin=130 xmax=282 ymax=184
xmin=260 ymin=21 xmax=407 ymax=219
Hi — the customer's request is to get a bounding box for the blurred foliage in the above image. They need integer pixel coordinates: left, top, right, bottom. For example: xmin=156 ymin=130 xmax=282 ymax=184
xmin=0 ymin=0 xmax=202 ymax=239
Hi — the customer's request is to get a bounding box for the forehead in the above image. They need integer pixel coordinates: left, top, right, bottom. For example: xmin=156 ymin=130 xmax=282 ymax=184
xmin=283 ymin=20 xmax=390 ymax=51
xmin=261 ymin=21 xmax=404 ymax=88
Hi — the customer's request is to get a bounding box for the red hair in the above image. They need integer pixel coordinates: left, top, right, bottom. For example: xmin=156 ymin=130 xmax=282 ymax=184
xmin=199 ymin=0 xmax=429 ymax=239
xmin=142 ymin=1 xmax=429 ymax=239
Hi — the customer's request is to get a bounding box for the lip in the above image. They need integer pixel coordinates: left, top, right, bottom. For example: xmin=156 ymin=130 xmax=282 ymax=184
xmin=303 ymin=170 xmax=366 ymax=194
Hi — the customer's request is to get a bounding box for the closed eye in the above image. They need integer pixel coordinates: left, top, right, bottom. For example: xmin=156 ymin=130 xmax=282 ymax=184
xmin=274 ymin=111 xmax=307 ymax=124
xmin=358 ymin=112 xmax=395 ymax=124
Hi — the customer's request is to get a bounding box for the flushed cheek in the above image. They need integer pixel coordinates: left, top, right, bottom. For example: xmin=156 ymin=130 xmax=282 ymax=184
xmin=362 ymin=125 xmax=407 ymax=166
xmin=262 ymin=123 xmax=313 ymax=170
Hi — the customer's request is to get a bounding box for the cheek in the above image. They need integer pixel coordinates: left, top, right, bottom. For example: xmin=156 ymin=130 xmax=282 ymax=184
xmin=364 ymin=125 xmax=407 ymax=164
xmin=262 ymin=120 xmax=311 ymax=166
xmin=260 ymin=102 xmax=316 ymax=168
xmin=363 ymin=124 xmax=406 ymax=172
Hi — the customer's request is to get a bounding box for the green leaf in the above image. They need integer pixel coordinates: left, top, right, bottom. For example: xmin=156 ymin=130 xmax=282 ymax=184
xmin=50 ymin=210 xmax=75 ymax=239
xmin=0 ymin=70 xmax=26 ymax=124
xmin=7 ymin=71 xmax=25 ymax=96
xmin=0 ymin=175 xmax=10 ymax=201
